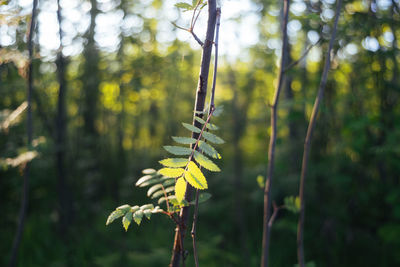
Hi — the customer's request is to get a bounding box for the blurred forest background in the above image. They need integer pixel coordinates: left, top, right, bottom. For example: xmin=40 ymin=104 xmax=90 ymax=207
xmin=1 ymin=0 xmax=400 ymax=266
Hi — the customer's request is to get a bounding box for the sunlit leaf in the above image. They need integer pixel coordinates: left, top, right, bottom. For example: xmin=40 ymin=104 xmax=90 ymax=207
xmin=116 ymin=204 xmax=131 ymax=213
xmin=136 ymin=174 xmax=161 ymax=187
xmin=159 ymin=167 xmax=185 ymax=178
xmin=106 ymin=209 xmax=124 ymax=225
xmin=175 ymin=2 xmax=193 ymax=10
xmin=159 ymin=158 xmax=188 ymax=168
xmin=202 ymin=131 xmax=225 ymax=144
xmin=143 ymin=209 xmax=152 ymax=220
xmin=158 ymin=195 xmax=177 ymax=205
xmin=133 ymin=210 xmax=144 ymax=225
xmin=142 ymin=168 xmax=156 ymax=174
xmin=193 ymin=151 xmax=220 ymax=172
xmin=164 ymin=145 xmax=193 ymax=155
xmin=185 ymin=161 xmax=208 ymax=189
xmin=175 ymin=177 xmax=186 ymax=203
xmin=122 ymin=211 xmax=133 ymax=231
xmin=182 ymin=122 xmax=201 ymax=133
xmin=151 ymin=186 xmax=174 ymax=199
xmin=147 ymin=184 xmax=163 ymax=197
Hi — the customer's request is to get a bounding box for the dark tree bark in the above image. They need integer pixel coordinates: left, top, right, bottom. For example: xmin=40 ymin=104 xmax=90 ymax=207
xmin=261 ymin=1 xmax=290 ymax=266
xmin=9 ymin=0 xmax=38 ymax=266
xmin=55 ymin=0 xmax=73 ymax=233
xmin=82 ymin=0 xmax=100 ymax=137
xmin=297 ymin=1 xmax=342 ymax=266
xmin=169 ymin=1 xmax=217 ymax=266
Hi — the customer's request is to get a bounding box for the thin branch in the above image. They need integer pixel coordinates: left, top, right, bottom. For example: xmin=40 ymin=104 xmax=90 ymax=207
xmin=209 ymin=8 xmax=221 ymax=110
xmin=283 ymin=37 xmax=322 ymax=72
xmin=268 ymin=202 xmax=284 ymax=228
xmin=261 ymin=1 xmax=290 ymax=267
xmin=297 ymin=1 xmax=342 ymax=267
xmin=9 ymin=0 xmax=38 ymax=266
xmin=190 ymin=30 xmax=204 ymax=47
xmin=191 ymin=190 xmax=200 ymax=267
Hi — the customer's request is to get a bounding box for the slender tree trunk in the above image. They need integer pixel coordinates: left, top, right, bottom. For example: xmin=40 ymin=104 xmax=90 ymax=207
xmin=55 ymin=0 xmax=72 ymax=233
xmin=169 ymin=1 xmax=217 ymax=266
xmin=261 ymin=1 xmax=290 ymax=266
xmin=296 ymin=1 xmax=342 ymax=266
xmin=9 ymin=1 xmax=38 ymax=266
xmin=82 ymin=0 xmax=100 ymax=137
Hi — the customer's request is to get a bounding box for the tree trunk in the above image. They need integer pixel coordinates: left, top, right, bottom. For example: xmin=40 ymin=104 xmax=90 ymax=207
xmin=55 ymin=0 xmax=73 ymax=234
xmin=9 ymin=1 xmax=38 ymax=266
xmin=169 ymin=1 xmax=217 ymax=266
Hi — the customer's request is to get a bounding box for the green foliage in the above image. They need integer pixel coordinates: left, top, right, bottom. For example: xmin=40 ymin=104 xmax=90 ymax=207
xmin=284 ymin=196 xmax=300 ymax=214
xmin=107 ymin=108 xmax=224 ymax=231
xmin=174 ymin=0 xmax=206 ymax=12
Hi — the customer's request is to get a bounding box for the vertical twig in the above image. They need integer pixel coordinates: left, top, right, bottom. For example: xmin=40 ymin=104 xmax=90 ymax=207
xmin=189 ymin=10 xmax=221 ymax=267
xmin=296 ymin=1 xmax=342 ymax=266
xmin=9 ymin=0 xmax=38 ymax=266
xmin=169 ymin=1 xmax=217 ymax=266
xmin=261 ymin=1 xmax=290 ymax=267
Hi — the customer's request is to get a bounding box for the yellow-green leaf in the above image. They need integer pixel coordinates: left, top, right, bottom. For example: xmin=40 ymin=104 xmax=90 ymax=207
xmin=133 ymin=210 xmax=144 ymax=225
xmin=122 ymin=211 xmax=133 ymax=231
xmin=175 ymin=177 xmax=186 ymax=203
xmin=159 ymin=168 xmax=185 ymax=178
xmin=202 ymin=131 xmax=225 ymax=144
xmin=185 ymin=161 xmax=208 ymax=189
xmin=193 ymin=151 xmax=220 ymax=172
xmin=159 ymin=158 xmax=188 ymax=167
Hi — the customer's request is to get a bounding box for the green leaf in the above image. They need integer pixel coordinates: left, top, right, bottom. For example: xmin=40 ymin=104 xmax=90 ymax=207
xmin=198 ymin=141 xmax=221 ymax=159
xmin=284 ymin=196 xmax=300 ymax=213
xmin=185 ymin=161 xmax=208 ymax=189
xmin=147 ymin=184 xmax=163 ymax=197
xmin=175 ymin=177 xmax=186 ymax=203
xmin=142 ymin=168 xmax=156 ymax=174
xmin=133 ymin=210 xmax=144 ymax=225
xmin=163 ymin=179 xmax=175 ymax=187
xmin=172 ymin=136 xmax=197 ymax=145
xmin=189 ymin=192 xmax=212 ymax=205
xmin=257 ymin=175 xmax=265 ymax=189
xmin=143 ymin=209 xmax=152 ymax=220
xmin=164 ymin=146 xmax=192 ymax=155
xmin=202 ymin=131 xmax=225 ymax=144
xmin=116 ymin=204 xmax=131 ymax=213
xmin=195 ymin=117 xmax=219 ymax=130
xmin=140 ymin=204 xmax=154 ymax=211
xmin=152 ymin=206 xmax=163 ymax=213
xmin=193 ymin=151 xmax=220 ymax=172
xmin=151 ymin=186 xmax=174 ymax=199
xmin=136 ymin=174 xmax=161 ymax=187
xmin=158 ymin=195 xmax=177 ymax=205
xmin=130 ymin=205 xmax=140 ymax=213
xmin=175 ymin=2 xmax=193 ymax=10
xmin=182 ymin=122 xmax=201 ymax=133
xmin=159 ymin=158 xmax=188 ymax=167
xmin=106 ymin=209 xmax=124 ymax=225
xmin=213 ymin=105 xmax=224 ymax=116
xmin=122 ymin=211 xmax=133 ymax=231
xmin=159 ymin=167 xmax=185 ymax=178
